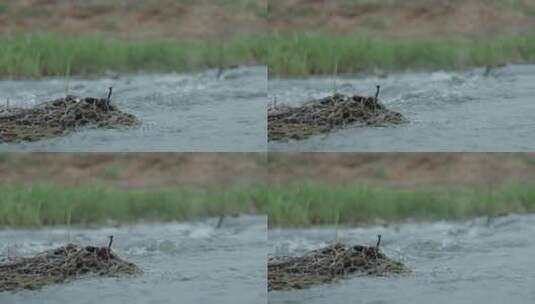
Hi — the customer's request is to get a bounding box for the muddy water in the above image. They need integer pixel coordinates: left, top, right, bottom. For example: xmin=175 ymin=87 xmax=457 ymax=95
xmin=0 ymin=216 xmax=267 ymax=304
xmin=0 ymin=66 xmax=266 ymax=152
xmin=269 ymin=214 xmax=535 ymax=304
xmin=269 ymin=64 xmax=535 ymax=151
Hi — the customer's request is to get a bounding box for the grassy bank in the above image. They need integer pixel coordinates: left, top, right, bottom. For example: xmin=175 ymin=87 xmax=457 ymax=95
xmin=0 ymin=184 xmax=258 ymax=227
xmin=0 ymin=34 xmax=267 ymax=78
xmin=267 ymin=33 xmax=535 ymax=77
xmin=4 ymin=33 xmax=535 ymax=78
xmin=261 ymin=183 xmax=535 ymax=227
xmin=2 ymin=183 xmax=535 ymax=228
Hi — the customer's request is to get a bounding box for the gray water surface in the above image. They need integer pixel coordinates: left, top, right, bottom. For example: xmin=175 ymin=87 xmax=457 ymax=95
xmin=0 ymin=66 xmax=267 ymax=152
xmin=269 ymin=64 xmax=535 ymax=151
xmin=269 ymin=214 xmax=535 ymax=304
xmin=0 ymin=215 xmax=267 ymax=304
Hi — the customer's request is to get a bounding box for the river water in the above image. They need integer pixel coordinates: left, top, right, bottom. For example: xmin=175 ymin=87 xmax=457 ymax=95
xmin=269 ymin=214 xmax=535 ymax=304
xmin=0 ymin=66 xmax=267 ymax=152
xmin=0 ymin=215 xmax=267 ymax=304
xmin=269 ymin=64 xmax=535 ymax=152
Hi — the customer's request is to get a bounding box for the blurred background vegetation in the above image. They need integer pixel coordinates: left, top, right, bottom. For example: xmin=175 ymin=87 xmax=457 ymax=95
xmin=2 ymin=0 xmax=534 ymax=77
xmin=2 ymin=153 xmax=535 ymax=228
xmin=267 ymin=0 xmax=535 ymax=76
xmin=0 ymin=0 xmax=267 ymax=77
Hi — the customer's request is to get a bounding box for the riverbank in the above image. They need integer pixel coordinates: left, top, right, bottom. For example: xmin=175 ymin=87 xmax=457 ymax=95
xmin=3 ymin=1 xmax=535 ymax=77
xmin=270 ymin=0 xmax=535 ymax=39
xmin=0 ymin=0 xmax=266 ymax=40
xmin=0 ymin=153 xmax=266 ymax=189
xmin=2 ymin=182 xmax=535 ymax=228
xmin=0 ymin=184 xmax=260 ymax=227
xmin=262 ymin=183 xmax=535 ymax=227
xmin=2 ymin=153 xmax=535 ymax=228
xmin=267 ymin=0 xmax=535 ymax=76
xmin=4 ymin=33 xmax=534 ymax=78
xmin=0 ymin=34 xmax=266 ymax=78
xmin=267 ymin=33 xmax=535 ymax=77
xmin=0 ymin=0 xmax=267 ymax=78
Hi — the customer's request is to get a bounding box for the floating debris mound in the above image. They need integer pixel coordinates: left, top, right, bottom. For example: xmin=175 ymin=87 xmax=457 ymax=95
xmin=268 ymin=237 xmax=407 ymax=291
xmin=0 ymin=88 xmax=139 ymax=143
xmin=268 ymin=87 xmax=406 ymax=141
xmin=0 ymin=240 xmax=141 ymax=292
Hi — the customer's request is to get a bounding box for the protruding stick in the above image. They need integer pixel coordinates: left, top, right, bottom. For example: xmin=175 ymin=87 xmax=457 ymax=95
xmin=375 ymin=85 xmax=380 ymax=101
xmin=107 ymin=87 xmax=113 ymax=103
xmin=216 ymin=214 xmax=225 ymax=229
xmin=216 ymin=67 xmax=224 ymax=79
xmin=108 ymin=235 xmax=114 ymax=251
xmin=376 ymin=234 xmax=382 ymax=249
xmin=484 ymin=65 xmax=492 ymax=77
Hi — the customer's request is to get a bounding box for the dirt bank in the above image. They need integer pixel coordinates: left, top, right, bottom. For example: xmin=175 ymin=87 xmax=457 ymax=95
xmin=0 ymin=153 xmax=267 ymax=189
xmin=2 ymin=154 xmax=535 ymax=190
xmin=269 ymin=0 xmax=535 ymax=38
xmin=268 ymin=153 xmax=535 ymax=188
xmin=4 ymin=1 xmax=532 ymax=39
xmin=0 ymin=0 xmax=267 ymax=40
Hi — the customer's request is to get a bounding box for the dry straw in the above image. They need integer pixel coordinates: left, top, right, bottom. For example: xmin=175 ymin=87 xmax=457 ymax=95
xmin=0 ymin=88 xmax=139 ymax=143
xmin=268 ymin=236 xmax=407 ymax=291
xmin=1 ymin=237 xmax=141 ymax=292
xmin=268 ymin=86 xmax=406 ymax=141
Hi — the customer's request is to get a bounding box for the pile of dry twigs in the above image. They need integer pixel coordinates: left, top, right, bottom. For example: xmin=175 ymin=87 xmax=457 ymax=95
xmin=268 ymin=236 xmax=407 ymax=291
xmin=268 ymin=86 xmax=406 ymax=141
xmin=1 ymin=238 xmax=141 ymax=292
xmin=0 ymin=88 xmax=139 ymax=143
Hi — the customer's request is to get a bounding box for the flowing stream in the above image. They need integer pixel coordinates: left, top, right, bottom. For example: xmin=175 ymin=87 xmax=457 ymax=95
xmin=269 ymin=64 xmax=535 ymax=151
xmin=0 ymin=215 xmax=267 ymax=304
xmin=269 ymin=214 xmax=535 ymax=304
xmin=0 ymin=66 xmax=267 ymax=152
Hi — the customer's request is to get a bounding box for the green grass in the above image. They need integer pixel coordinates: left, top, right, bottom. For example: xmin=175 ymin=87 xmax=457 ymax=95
xmin=0 ymin=184 xmax=259 ymax=227
xmin=2 ymin=183 xmax=535 ymax=228
xmin=260 ymin=183 xmax=535 ymax=227
xmin=3 ymin=33 xmax=535 ymax=78
xmin=267 ymin=33 xmax=535 ymax=77
xmin=6 ymin=33 xmax=535 ymax=77
xmin=0 ymin=33 xmax=268 ymax=78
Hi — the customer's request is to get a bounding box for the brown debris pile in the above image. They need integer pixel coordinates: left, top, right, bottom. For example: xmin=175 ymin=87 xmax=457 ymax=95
xmin=268 ymin=240 xmax=407 ymax=291
xmin=0 ymin=91 xmax=139 ymax=143
xmin=1 ymin=242 xmax=141 ymax=292
xmin=268 ymin=88 xmax=406 ymax=141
